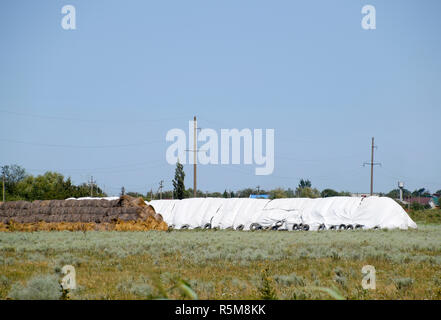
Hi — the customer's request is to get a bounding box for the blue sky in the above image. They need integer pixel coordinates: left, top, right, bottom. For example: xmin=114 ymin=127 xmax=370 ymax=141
xmin=0 ymin=0 xmax=440 ymax=196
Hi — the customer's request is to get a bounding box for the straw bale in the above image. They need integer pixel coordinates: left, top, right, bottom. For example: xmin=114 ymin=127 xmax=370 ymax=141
xmin=40 ymin=200 xmax=51 ymax=207
xmin=154 ymin=213 xmax=163 ymax=223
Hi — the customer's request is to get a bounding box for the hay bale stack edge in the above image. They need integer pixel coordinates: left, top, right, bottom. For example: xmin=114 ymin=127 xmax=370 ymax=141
xmin=0 ymin=195 xmax=167 ymax=231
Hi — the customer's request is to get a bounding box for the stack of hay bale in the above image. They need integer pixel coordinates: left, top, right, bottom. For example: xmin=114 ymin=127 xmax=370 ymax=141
xmin=0 ymin=195 xmax=165 ymax=229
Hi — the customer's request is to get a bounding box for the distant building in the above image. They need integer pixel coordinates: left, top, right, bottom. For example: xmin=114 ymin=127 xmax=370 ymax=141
xmin=249 ymin=194 xmax=270 ymax=199
xmin=405 ymin=196 xmax=437 ymax=209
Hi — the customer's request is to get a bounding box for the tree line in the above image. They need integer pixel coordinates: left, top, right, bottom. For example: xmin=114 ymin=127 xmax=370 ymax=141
xmin=2 ymin=163 xmax=439 ymax=203
xmin=1 ymin=165 xmax=105 ymax=201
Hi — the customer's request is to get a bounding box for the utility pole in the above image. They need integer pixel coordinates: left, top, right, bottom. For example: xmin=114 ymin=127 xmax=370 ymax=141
xmin=185 ymin=116 xmax=202 ymax=198
xmin=1 ymin=166 xmax=5 ymax=202
xmin=256 ymin=185 xmax=260 ymax=195
xmin=121 ymin=186 xmax=125 ymax=196
xmin=89 ymin=176 xmax=96 ymax=197
xmin=159 ymin=180 xmax=164 ymax=200
xmin=363 ymin=137 xmax=381 ymax=196
xmin=193 ymin=116 xmax=197 ymax=198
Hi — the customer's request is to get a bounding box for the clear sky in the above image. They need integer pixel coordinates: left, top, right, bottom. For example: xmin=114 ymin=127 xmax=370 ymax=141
xmin=0 ymin=0 xmax=440 ymax=196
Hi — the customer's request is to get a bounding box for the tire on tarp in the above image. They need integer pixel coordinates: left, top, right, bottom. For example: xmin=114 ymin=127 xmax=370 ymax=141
xmin=339 ymin=224 xmax=346 ymax=230
xmin=250 ymin=223 xmax=262 ymax=231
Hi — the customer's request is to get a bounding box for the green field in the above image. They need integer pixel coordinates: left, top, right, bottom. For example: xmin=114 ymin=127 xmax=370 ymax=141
xmin=1 ymin=212 xmax=441 ymax=300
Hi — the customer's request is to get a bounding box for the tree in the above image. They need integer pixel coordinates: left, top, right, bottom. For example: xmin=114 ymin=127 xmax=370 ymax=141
xmin=223 ymin=190 xmax=229 ymax=198
xmin=386 ymin=188 xmax=411 ymax=199
xmin=299 ymin=187 xmax=320 ymax=198
xmin=2 ymin=164 xmax=27 ymax=197
xmin=269 ymin=188 xmax=287 ymax=199
xmin=298 ymin=179 xmax=312 ymax=189
xmin=172 ymin=161 xmax=186 ymax=200
xmin=412 ymin=188 xmax=431 ymax=197
xmin=321 ymin=188 xmax=339 ymax=198
xmin=295 ymin=179 xmax=313 ymax=197
xmin=286 ymin=188 xmax=295 ymax=198
xmin=236 ymin=188 xmax=255 ymax=198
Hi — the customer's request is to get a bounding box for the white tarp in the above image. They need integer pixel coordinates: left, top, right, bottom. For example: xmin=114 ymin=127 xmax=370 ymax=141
xmin=66 ymin=196 xmax=121 ymax=201
xmin=143 ymin=196 xmax=418 ymax=231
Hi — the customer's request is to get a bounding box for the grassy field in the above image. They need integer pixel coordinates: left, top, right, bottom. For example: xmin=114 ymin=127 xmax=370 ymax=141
xmin=1 ymin=210 xmax=441 ymax=300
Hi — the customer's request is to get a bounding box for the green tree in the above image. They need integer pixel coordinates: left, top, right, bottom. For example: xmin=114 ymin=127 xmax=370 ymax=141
xmin=321 ymin=188 xmax=339 ymax=198
xmin=298 ymin=179 xmax=312 ymax=189
xmin=299 ymin=187 xmax=320 ymax=198
xmin=1 ymin=164 xmax=27 ymax=199
xmin=236 ymin=188 xmax=255 ymax=198
xmin=223 ymin=190 xmax=229 ymax=198
xmin=295 ymin=179 xmax=315 ymax=197
xmin=386 ymin=188 xmax=411 ymax=199
xmin=286 ymin=188 xmax=295 ymax=198
xmin=172 ymin=161 xmax=186 ymax=200
xmin=269 ymin=188 xmax=287 ymax=199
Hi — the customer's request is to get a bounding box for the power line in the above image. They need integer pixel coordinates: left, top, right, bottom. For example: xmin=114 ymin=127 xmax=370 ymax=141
xmin=0 ymin=138 xmax=163 ymax=149
xmin=0 ymin=109 xmax=189 ymax=124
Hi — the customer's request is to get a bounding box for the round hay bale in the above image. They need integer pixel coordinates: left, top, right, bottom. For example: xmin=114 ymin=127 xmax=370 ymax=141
xmin=70 ymin=214 xmax=80 ymax=221
xmin=4 ymin=202 xmax=16 ymax=209
xmin=21 ymin=216 xmax=34 ymax=223
xmin=31 ymin=200 xmax=42 ymax=207
xmin=47 ymin=200 xmax=56 ymax=208
xmin=106 ymin=199 xmax=117 ymax=207
xmin=119 ymin=213 xmax=132 ymax=221
xmin=15 ymin=201 xmax=30 ymax=210
xmin=40 ymin=200 xmax=51 ymax=207
xmin=64 ymin=200 xmax=76 ymax=208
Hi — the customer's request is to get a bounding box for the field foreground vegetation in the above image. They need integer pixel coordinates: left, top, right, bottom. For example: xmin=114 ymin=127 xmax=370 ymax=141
xmin=1 ymin=218 xmax=441 ymax=300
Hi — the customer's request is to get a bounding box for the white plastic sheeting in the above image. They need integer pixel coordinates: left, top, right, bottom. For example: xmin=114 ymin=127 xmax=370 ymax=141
xmin=145 ymin=196 xmax=418 ymax=231
xmin=66 ymin=196 xmax=121 ymax=201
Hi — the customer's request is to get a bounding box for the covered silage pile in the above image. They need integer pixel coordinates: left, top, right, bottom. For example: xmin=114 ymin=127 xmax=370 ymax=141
xmin=150 ymin=196 xmax=417 ymax=231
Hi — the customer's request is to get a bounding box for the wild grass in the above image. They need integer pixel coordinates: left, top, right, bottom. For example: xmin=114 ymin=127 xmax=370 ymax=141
xmin=0 ymin=225 xmax=441 ymax=299
xmin=408 ymin=209 xmax=441 ymax=225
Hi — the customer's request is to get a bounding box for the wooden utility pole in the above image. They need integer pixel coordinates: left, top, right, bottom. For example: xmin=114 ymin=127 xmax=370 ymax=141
xmin=159 ymin=180 xmax=164 ymax=200
xmin=193 ymin=116 xmax=197 ymax=198
xmin=363 ymin=137 xmax=381 ymax=196
xmin=1 ymin=166 xmax=5 ymax=202
xmin=185 ymin=116 xmax=201 ymax=198
xmin=370 ymin=137 xmax=374 ymax=196
xmin=89 ymin=176 xmax=96 ymax=197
